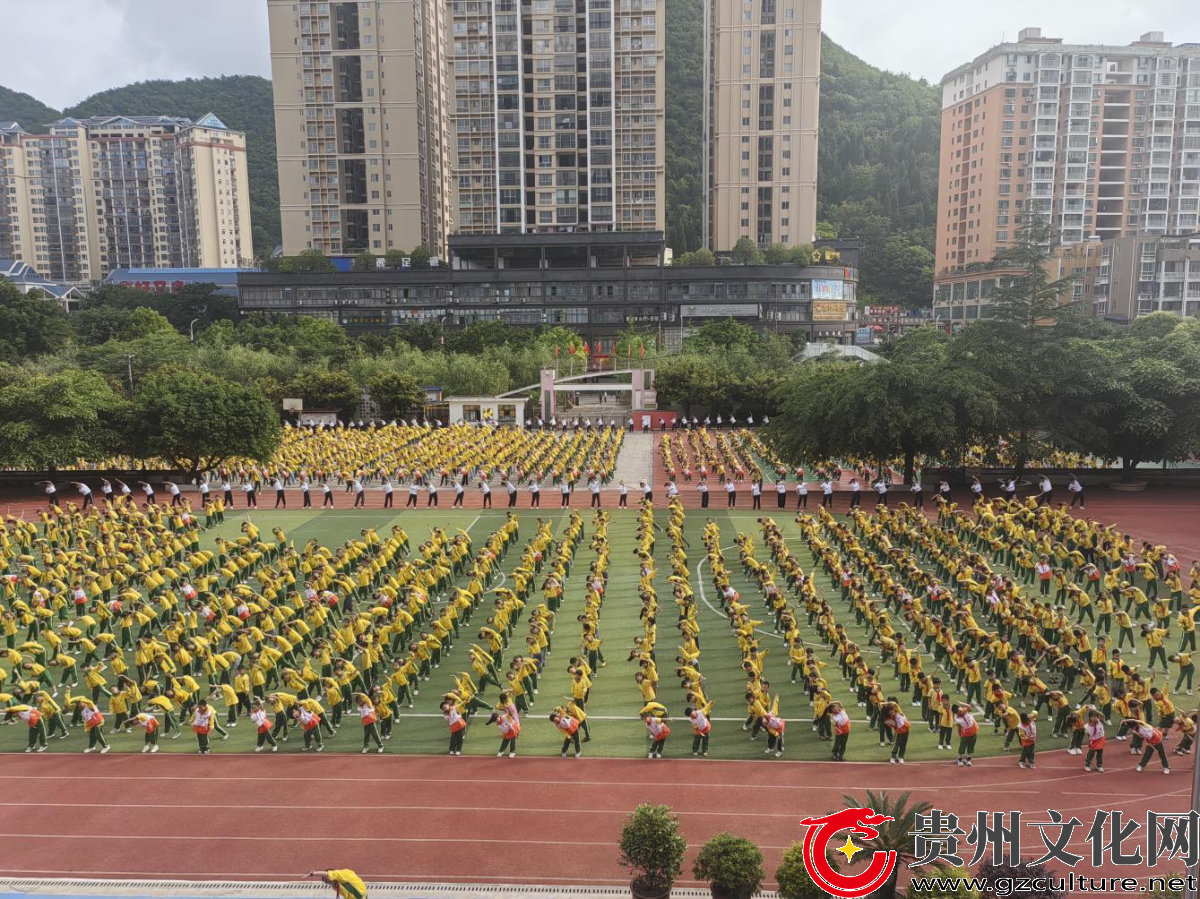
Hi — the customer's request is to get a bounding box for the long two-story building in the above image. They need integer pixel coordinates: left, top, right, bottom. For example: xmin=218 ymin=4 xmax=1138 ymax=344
xmin=238 ymin=232 xmax=861 ymax=347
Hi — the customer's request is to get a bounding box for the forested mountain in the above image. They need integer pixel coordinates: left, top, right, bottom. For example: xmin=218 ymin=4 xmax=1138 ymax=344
xmin=0 ymin=76 xmax=280 ymax=258
xmin=2 ymin=28 xmax=940 ymax=304
xmin=663 ymin=8 xmax=940 ymax=304
xmin=0 ymin=86 xmax=60 ymax=128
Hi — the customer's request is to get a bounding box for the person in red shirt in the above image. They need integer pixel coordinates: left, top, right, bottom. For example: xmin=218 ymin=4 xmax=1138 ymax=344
xmin=1125 ymin=719 xmax=1171 ymax=773
xmin=952 ymin=704 xmax=979 ymax=767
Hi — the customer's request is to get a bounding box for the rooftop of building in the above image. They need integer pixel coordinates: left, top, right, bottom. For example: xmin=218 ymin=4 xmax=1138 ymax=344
xmin=1 ymin=113 xmax=237 ymax=137
xmin=941 ymin=27 xmax=1200 ymax=84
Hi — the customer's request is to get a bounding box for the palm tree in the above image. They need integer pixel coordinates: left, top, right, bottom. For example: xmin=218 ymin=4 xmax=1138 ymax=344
xmin=840 ymin=790 xmax=934 ymax=899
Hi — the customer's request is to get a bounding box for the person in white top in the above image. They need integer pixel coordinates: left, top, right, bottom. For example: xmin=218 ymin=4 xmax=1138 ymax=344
xmin=617 ymin=481 xmax=628 ymax=508
xmin=909 ymin=479 xmax=923 ymax=509
xmin=453 ymin=480 xmax=465 ymax=507
xmin=588 ymin=478 xmax=601 ymax=508
xmin=479 ymin=481 xmax=492 ymax=508
xmin=820 ymin=479 xmax=833 ymax=508
xmin=640 ymin=481 xmax=653 ymax=506
xmin=559 ymin=479 xmax=571 ymax=507
xmin=666 ymin=480 xmax=679 ymax=499
xmin=100 ymin=478 xmax=115 ymax=507
xmin=750 ymin=478 xmax=762 ymax=510
xmin=406 ymin=480 xmax=420 ymax=508
xmin=35 ymin=480 xmax=58 ymax=509
xmin=505 ymin=479 xmax=518 ymax=509
xmin=136 ymin=480 xmax=157 ymax=507
xmin=873 ymin=478 xmax=888 ymax=508
xmin=1067 ymin=473 xmax=1085 ymax=509
xmin=165 ymin=480 xmax=183 ymax=507
xmin=352 ymin=478 xmax=366 ymax=508
xmin=697 ymin=478 xmax=709 ymax=509
xmin=68 ymin=481 xmax=94 ymax=510
xmin=426 ymin=480 xmax=439 ymax=507
xmin=528 ymin=478 xmax=540 ymax=508
xmin=775 ymin=478 xmax=787 ymax=509
xmin=241 ymin=480 xmax=258 ymax=509
xmin=198 ymin=478 xmax=211 ymax=507
xmin=796 ymin=479 xmax=809 ymax=509
xmin=321 ymin=481 xmax=334 ymax=507
xmin=724 ymin=478 xmax=736 ymax=508
xmin=273 ymin=477 xmax=286 ymax=509
xmin=380 ymin=477 xmax=394 ymax=509
xmin=848 ymin=479 xmax=861 ymax=509
xmin=1037 ymin=475 xmax=1053 ymax=507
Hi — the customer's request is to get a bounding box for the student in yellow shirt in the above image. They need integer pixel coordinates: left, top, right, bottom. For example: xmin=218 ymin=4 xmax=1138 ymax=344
xmin=307 ymin=869 xmax=367 ymax=899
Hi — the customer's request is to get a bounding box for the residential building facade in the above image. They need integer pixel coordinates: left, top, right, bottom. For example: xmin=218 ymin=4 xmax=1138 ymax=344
xmin=703 ymin=0 xmax=820 ymax=251
xmin=0 ymin=115 xmax=252 ymax=285
xmin=268 ymin=0 xmax=452 ymax=258
xmin=448 ymin=0 xmax=665 ymax=235
xmin=935 ymin=28 xmax=1200 ymax=297
xmin=238 ymin=231 xmax=860 ymax=345
xmin=1092 ymin=231 xmax=1200 ymax=320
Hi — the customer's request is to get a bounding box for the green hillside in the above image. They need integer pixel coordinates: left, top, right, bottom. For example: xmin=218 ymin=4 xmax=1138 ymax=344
xmin=0 ymin=85 xmax=60 ymax=128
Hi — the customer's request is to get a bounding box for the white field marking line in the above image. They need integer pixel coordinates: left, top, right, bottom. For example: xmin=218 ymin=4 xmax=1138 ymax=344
xmin=465 ymin=515 xmax=482 ymax=533
xmin=0 ymin=801 xmax=815 ymax=818
xmin=0 ymin=870 xmax=650 ymax=885
xmin=695 ymin=544 xmax=785 ymax=643
xmin=0 ymin=833 xmax=803 ymax=851
xmin=0 ymin=770 xmax=1097 ymax=792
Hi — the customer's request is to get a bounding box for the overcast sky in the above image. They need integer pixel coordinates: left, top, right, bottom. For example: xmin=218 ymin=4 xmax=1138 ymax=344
xmin=1 ymin=0 xmax=1199 ymax=110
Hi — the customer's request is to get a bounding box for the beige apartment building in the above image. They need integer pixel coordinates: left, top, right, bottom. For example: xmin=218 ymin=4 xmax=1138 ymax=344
xmin=936 ymin=28 xmax=1200 ymax=283
xmin=0 ymin=114 xmax=252 ymax=284
xmin=703 ymin=0 xmax=820 ymax=251
xmin=450 ymin=0 xmax=665 ymax=235
xmin=268 ymin=0 xmax=452 ymax=258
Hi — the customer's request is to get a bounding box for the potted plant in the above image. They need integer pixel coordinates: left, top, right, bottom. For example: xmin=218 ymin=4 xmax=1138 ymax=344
xmin=691 ymin=832 xmax=765 ymax=899
xmin=618 ymin=803 xmax=687 ymax=899
xmin=776 ymin=841 xmax=834 ymax=899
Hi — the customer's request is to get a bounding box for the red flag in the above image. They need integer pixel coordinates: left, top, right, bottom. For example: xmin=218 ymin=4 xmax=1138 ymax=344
xmin=569 ymin=344 xmax=575 ymax=356
xmin=639 ymin=343 xmax=645 ymax=359
xmin=627 ymin=341 xmax=632 ymax=359
xmin=555 ymin=345 xmax=560 ymax=358
xmin=582 ymin=341 xmax=590 ymax=356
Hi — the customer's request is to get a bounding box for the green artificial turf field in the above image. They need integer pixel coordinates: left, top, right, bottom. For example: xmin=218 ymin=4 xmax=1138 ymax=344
xmin=0 ymin=505 xmax=1084 ymax=762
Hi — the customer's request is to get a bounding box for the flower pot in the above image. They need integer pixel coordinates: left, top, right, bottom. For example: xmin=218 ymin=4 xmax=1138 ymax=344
xmin=630 ymin=878 xmax=672 ymax=899
xmin=1109 ymin=480 xmax=1148 ymax=492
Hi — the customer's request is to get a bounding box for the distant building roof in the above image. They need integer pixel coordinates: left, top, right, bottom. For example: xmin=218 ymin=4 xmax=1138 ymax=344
xmin=0 ymin=259 xmax=83 ymax=302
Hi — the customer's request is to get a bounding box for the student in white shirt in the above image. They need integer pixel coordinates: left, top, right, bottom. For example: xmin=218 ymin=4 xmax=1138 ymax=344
xmin=220 ymin=479 xmax=233 ymax=506
xmin=298 ymin=476 xmax=310 ymax=508
xmin=35 ymin=480 xmax=58 ymax=509
xmin=848 ymin=478 xmax=861 ymax=509
xmin=617 ymin=481 xmax=628 ymax=508
xmin=528 ymin=479 xmax=540 ymax=508
xmin=241 ymin=480 xmax=258 ymax=509
xmin=588 ymin=478 xmax=601 ymax=508
xmin=1037 ymin=475 xmax=1053 ymax=507
xmin=68 ymin=481 xmax=94 ymax=510
xmin=666 ymin=480 xmax=679 ymax=499
xmin=506 ymin=479 xmax=518 ymax=508
xmin=100 ymin=478 xmax=115 ymax=507
xmin=725 ymin=478 xmax=737 ymax=508
xmin=640 ymin=481 xmax=653 ymax=505
xmin=697 ymin=479 xmax=709 ymax=509
xmin=910 ymin=479 xmax=923 ymax=509
xmin=453 ymin=480 xmax=465 ymax=507
xmin=873 ymin=478 xmax=888 ymax=508
xmin=480 ymin=481 xmax=492 ymax=508
xmin=352 ymin=478 xmax=366 ymax=508
xmin=321 ymin=481 xmax=334 ymax=507
xmin=797 ymin=479 xmax=809 ymax=509
xmin=406 ymin=480 xmax=420 ymax=508
xmin=427 ymin=481 xmax=439 ymax=507
xmin=137 ymin=480 xmax=157 ymax=507
xmin=559 ymin=479 xmax=571 ymax=507
xmin=273 ymin=477 xmax=286 ymax=509
xmin=750 ymin=478 xmax=762 ymax=510
xmin=1068 ymin=473 xmax=1085 ymax=510
xmin=821 ymin=479 xmax=834 ymax=508
xmin=775 ymin=478 xmax=787 ymax=509
xmin=198 ymin=478 xmax=211 ymax=507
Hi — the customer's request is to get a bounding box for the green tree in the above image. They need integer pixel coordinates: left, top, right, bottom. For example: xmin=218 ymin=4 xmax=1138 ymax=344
xmin=384 ymin=249 xmax=408 ymax=269
xmin=949 ymin=218 xmax=1095 ymax=475
xmin=368 ymin=371 xmax=425 ymax=421
xmin=688 ymin=318 xmax=758 ymax=353
xmin=729 ymin=237 xmax=765 ymax=265
xmin=0 ymin=370 xmax=127 ymax=470
xmin=353 ymin=251 xmax=378 ymax=272
xmin=764 ymin=243 xmax=792 ymax=265
xmin=653 ymin=355 xmax=734 ymax=416
xmin=293 ymin=249 xmax=336 ymax=273
xmin=672 ymin=248 xmax=716 ymax=267
xmin=875 ymin=234 xmax=935 ymax=308
xmin=409 ymin=245 xmax=432 ymax=269
xmin=127 ymin=369 xmax=281 ymax=475
xmin=0 ymin=280 xmax=71 ymax=362
xmin=1087 ymin=316 xmax=1200 ymax=481
xmin=285 ymin=370 xmax=361 ymax=418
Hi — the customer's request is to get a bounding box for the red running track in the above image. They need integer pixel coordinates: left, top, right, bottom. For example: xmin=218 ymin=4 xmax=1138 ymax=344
xmin=0 ymin=750 xmax=1190 ymax=889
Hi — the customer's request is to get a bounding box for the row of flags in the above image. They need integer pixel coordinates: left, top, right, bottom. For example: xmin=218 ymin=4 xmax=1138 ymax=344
xmin=555 ymin=340 xmax=648 ymax=358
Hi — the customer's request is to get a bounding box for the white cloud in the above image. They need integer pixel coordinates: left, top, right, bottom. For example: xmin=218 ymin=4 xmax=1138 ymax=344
xmin=0 ymin=0 xmax=270 ymax=111
xmin=823 ymin=0 xmax=1200 ymax=84
xmin=0 ymin=0 xmax=1196 ymax=114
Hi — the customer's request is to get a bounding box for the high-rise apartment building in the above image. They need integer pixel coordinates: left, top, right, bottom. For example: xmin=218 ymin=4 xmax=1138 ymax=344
xmin=0 ymin=114 xmax=253 ymax=284
xmin=703 ymin=0 xmax=821 ymax=251
xmin=936 ymin=28 xmax=1200 ymax=278
xmin=449 ymin=0 xmax=665 ymax=235
xmin=268 ymin=0 xmax=451 ymax=257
